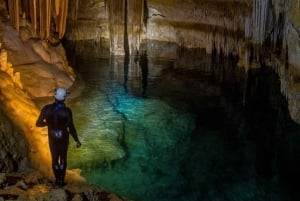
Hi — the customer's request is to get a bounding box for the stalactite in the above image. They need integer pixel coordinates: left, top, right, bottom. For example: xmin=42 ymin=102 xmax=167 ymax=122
xmin=21 ymin=0 xmax=30 ymax=20
xmin=127 ymin=0 xmax=144 ymax=54
xmin=107 ymin=0 xmax=126 ymax=55
xmin=7 ymin=0 xmax=22 ymax=31
xmin=46 ymin=0 xmax=51 ymax=39
xmin=39 ymin=0 xmax=44 ymax=38
xmin=51 ymin=0 xmax=68 ymax=39
xmin=50 ymin=0 xmax=57 ymax=33
xmin=7 ymin=0 xmax=69 ymax=40
xmin=8 ymin=0 xmax=15 ymax=28
xmin=246 ymin=0 xmax=270 ymax=44
xmin=57 ymin=0 xmax=68 ymax=39
xmin=54 ymin=0 xmax=60 ymax=16
xmin=68 ymin=0 xmax=79 ymax=21
xmin=75 ymin=0 xmax=79 ymax=20
xmin=39 ymin=0 xmax=51 ymax=39
xmin=29 ymin=0 xmax=37 ymax=36
xmin=14 ymin=0 xmax=20 ymax=32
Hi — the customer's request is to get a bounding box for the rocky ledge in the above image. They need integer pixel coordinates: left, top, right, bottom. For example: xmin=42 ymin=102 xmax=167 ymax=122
xmin=0 ymin=171 xmax=126 ymax=201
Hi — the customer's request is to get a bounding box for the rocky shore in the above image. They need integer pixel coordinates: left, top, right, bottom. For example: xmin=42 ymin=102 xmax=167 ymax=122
xmin=0 ymin=171 xmax=126 ymax=201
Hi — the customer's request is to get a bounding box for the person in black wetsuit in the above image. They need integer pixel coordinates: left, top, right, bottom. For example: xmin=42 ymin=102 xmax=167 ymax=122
xmin=36 ymin=87 xmax=81 ymax=187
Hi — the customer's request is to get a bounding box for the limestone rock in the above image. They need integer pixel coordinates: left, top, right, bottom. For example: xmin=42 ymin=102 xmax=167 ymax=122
xmin=0 ymin=173 xmax=6 ymax=185
xmin=0 ymin=49 xmax=7 ymax=71
xmin=35 ymin=188 xmax=68 ymax=201
xmin=0 ymin=110 xmax=28 ymax=173
xmin=287 ymin=23 xmax=300 ymax=68
xmin=0 ymin=170 xmax=127 ymax=201
xmin=2 ymin=17 xmax=77 ymax=99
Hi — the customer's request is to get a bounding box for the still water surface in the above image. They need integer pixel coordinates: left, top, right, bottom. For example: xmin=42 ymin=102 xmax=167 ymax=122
xmin=65 ymin=43 xmax=300 ymax=201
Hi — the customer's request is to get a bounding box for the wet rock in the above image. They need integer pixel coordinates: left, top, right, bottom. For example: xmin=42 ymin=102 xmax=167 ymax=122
xmin=0 ymin=173 xmax=6 ymax=187
xmin=0 ymin=170 xmax=127 ymax=201
xmin=35 ymin=188 xmax=68 ymax=201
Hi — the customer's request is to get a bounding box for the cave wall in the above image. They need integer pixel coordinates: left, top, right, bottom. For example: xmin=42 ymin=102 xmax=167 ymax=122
xmin=64 ymin=0 xmax=300 ymax=124
xmin=287 ymin=0 xmax=300 ymax=68
xmin=66 ymin=0 xmax=109 ymax=41
xmin=3 ymin=0 xmax=299 ymax=70
xmin=0 ymin=109 xmax=28 ymax=172
xmin=66 ymin=0 xmax=252 ymax=57
xmin=64 ymin=0 xmax=296 ymax=67
xmin=4 ymin=0 xmax=298 ymax=69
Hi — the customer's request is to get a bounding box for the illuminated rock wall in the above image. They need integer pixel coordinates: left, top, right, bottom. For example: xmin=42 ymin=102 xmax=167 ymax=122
xmin=0 ymin=2 xmax=80 ymax=180
xmin=67 ymin=0 xmax=252 ymax=57
xmin=0 ymin=71 xmax=52 ymax=178
xmin=0 ymin=110 xmax=27 ymax=172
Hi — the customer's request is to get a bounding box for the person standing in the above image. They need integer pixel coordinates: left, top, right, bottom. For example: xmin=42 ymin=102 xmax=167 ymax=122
xmin=36 ymin=87 xmax=81 ymax=187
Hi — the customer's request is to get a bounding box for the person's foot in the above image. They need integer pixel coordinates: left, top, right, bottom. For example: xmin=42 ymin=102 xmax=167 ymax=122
xmin=57 ymin=179 xmax=66 ymax=187
xmin=53 ymin=179 xmax=66 ymax=188
xmin=52 ymin=179 xmax=59 ymax=188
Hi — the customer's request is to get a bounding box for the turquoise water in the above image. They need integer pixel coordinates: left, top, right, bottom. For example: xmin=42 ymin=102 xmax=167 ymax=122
xmin=65 ymin=42 xmax=300 ymax=201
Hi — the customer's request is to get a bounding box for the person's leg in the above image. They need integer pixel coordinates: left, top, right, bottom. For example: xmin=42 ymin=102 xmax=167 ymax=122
xmin=57 ymin=143 xmax=68 ymax=186
xmin=49 ymin=138 xmax=60 ymax=185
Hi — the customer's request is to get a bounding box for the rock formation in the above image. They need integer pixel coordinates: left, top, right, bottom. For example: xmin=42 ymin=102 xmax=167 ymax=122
xmin=1 ymin=1 xmax=300 ymax=200
xmin=63 ymin=0 xmax=300 ymax=123
xmin=8 ymin=0 xmax=68 ymax=40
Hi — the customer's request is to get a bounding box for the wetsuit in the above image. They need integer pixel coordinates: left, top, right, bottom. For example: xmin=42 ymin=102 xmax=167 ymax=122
xmin=36 ymin=100 xmax=80 ymax=186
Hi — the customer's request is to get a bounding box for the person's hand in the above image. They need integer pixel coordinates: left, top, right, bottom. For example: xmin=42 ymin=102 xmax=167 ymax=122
xmin=76 ymin=141 xmax=82 ymax=148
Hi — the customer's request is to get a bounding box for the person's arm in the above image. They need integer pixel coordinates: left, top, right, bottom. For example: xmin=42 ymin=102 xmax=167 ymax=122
xmin=36 ymin=107 xmax=47 ymax=127
xmin=68 ymin=109 xmax=81 ymax=148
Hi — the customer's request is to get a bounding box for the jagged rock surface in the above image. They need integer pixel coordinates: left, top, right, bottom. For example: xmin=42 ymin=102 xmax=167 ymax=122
xmin=0 ymin=170 xmax=126 ymax=201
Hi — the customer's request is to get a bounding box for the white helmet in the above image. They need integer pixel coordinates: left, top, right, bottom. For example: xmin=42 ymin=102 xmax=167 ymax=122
xmin=54 ymin=88 xmax=67 ymax=101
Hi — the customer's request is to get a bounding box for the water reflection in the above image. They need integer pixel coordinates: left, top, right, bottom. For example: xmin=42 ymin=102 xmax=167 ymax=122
xmin=123 ymin=54 xmax=129 ymax=92
xmin=134 ymin=51 xmax=149 ymax=98
xmin=64 ymin=41 xmax=300 ymax=201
